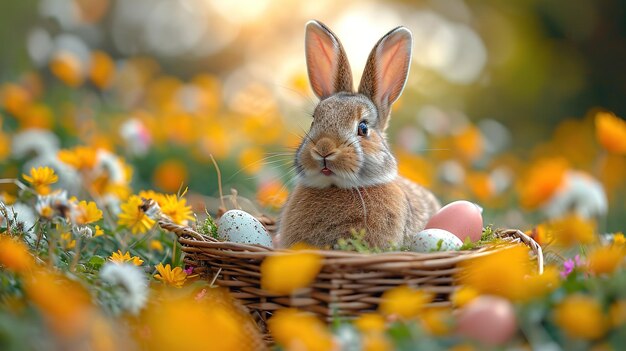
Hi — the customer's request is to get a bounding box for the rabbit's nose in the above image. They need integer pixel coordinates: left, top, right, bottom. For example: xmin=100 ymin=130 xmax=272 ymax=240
xmin=312 ymin=138 xmax=337 ymax=160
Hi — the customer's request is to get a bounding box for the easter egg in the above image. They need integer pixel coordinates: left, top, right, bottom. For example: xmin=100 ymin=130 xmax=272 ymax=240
xmin=406 ymin=228 xmax=463 ymax=253
xmin=455 ymin=296 xmax=517 ymax=346
xmin=425 ymin=200 xmax=483 ymax=242
xmin=217 ymin=210 xmax=272 ymax=247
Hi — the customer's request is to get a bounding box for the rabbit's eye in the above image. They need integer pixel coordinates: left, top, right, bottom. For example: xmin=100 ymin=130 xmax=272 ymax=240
xmin=357 ymin=121 xmax=369 ymax=136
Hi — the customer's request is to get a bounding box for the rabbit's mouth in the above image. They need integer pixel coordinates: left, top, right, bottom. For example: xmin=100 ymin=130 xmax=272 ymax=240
xmin=321 ymin=167 xmax=333 ymax=176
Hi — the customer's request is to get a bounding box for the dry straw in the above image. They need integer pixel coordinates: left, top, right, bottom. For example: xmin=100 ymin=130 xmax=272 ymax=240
xmin=159 ymin=217 xmax=542 ymax=338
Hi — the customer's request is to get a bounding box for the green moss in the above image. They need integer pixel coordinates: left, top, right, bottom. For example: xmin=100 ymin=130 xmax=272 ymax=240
xmin=459 ymin=224 xmax=497 ymax=250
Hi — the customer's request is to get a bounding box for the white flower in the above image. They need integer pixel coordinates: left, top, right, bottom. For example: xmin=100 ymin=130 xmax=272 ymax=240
xmin=11 ymin=129 xmax=59 ymax=158
xmin=96 ymin=149 xmax=126 ymax=184
xmin=100 ymin=262 xmax=148 ymax=315
xmin=119 ymin=118 xmax=152 ymax=156
xmin=542 ymin=171 xmax=608 ymax=219
xmin=72 ymin=226 xmax=92 ymax=238
xmin=36 ymin=190 xmax=69 ymax=218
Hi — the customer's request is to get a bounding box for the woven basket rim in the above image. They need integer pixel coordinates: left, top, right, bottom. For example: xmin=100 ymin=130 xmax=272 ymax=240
xmin=159 ymin=219 xmax=544 ymax=274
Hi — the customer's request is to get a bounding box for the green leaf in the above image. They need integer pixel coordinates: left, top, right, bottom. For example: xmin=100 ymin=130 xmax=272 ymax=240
xmin=87 ymin=255 xmax=106 ymax=270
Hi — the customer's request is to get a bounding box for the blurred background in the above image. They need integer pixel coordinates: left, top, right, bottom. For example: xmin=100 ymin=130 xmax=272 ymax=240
xmin=0 ymin=0 xmax=625 ymax=232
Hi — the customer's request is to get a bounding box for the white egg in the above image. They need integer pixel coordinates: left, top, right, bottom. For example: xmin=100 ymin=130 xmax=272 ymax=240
xmin=406 ymin=228 xmax=463 ymax=253
xmin=217 ymin=210 xmax=272 ymax=247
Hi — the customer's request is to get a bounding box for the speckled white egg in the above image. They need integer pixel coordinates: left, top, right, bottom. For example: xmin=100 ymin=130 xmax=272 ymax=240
xmin=406 ymin=228 xmax=463 ymax=253
xmin=217 ymin=210 xmax=272 ymax=247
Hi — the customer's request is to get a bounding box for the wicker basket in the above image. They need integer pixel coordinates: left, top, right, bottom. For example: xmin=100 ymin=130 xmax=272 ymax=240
xmin=159 ymin=218 xmax=542 ymax=333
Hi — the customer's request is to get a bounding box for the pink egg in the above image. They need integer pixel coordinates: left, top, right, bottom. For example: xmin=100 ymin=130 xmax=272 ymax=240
xmin=425 ymin=200 xmax=483 ymax=242
xmin=455 ymin=296 xmax=517 ymax=346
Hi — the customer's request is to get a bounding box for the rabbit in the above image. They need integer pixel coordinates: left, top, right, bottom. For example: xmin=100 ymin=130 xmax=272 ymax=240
xmin=278 ymin=20 xmax=440 ymax=249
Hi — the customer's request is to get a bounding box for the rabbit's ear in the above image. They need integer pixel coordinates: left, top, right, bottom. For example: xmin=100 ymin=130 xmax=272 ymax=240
xmin=359 ymin=27 xmax=412 ymax=129
xmin=305 ymin=20 xmax=353 ymax=99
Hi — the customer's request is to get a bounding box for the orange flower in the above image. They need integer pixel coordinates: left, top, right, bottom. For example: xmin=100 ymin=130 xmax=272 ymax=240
xmin=596 ymin=111 xmax=626 ymax=155
xmin=153 ymin=160 xmax=187 ymax=193
xmin=89 ymin=51 xmax=115 ymax=89
xmin=379 ymin=285 xmax=433 ymax=318
xmin=0 ymin=236 xmax=34 ymax=273
xmin=24 ymin=270 xmax=94 ymax=338
xmin=261 ymin=251 xmax=322 ymax=294
xmin=519 ymin=157 xmax=569 ymax=209
xmin=138 ymin=291 xmax=254 ymax=351
xmin=50 ymin=51 xmax=84 ymax=87
xmin=397 ymin=151 xmax=434 ymax=187
xmin=256 ymin=180 xmax=288 ymax=210
xmin=1 ymin=83 xmax=31 ymax=118
xmin=454 ymin=125 xmax=484 ymax=162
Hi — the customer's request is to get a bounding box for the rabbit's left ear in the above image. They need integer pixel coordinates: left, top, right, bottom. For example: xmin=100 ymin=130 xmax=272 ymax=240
xmin=359 ymin=27 xmax=412 ymax=129
xmin=305 ymin=20 xmax=353 ymax=99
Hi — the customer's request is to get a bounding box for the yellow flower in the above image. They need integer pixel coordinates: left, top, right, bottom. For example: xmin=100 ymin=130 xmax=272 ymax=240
xmin=547 ymin=215 xmax=597 ymax=247
xmin=60 ymin=232 xmax=76 ymax=250
xmin=23 ymin=167 xmax=58 ymax=195
xmin=519 ymin=157 xmax=568 ymax=209
xmin=89 ymin=51 xmax=115 ymax=89
xmin=614 ymin=233 xmax=625 ymax=246
xmin=355 ymin=313 xmax=386 ymax=333
xmin=457 ymin=244 xmax=530 ymax=301
xmin=238 ymin=146 xmax=265 ymax=175
xmin=420 ymin=307 xmax=452 ymax=336
xmin=0 ymin=132 xmax=10 ymax=160
xmin=117 ymin=195 xmax=155 ymax=234
xmin=256 ymin=180 xmax=288 ymax=210
xmin=58 ymin=146 xmax=98 ymax=171
xmin=138 ymin=190 xmax=166 ymax=205
xmin=160 ymin=194 xmax=194 ymax=225
xmin=94 ymin=225 xmax=104 ymax=237
xmin=150 ymin=240 xmax=164 ymax=251
xmin=0 ymin=236 xmax=34 ymax=273
xmin=261 ymin=251 xmax=322 ymax=294
xmin=379 ymin=286 xmax=433 ymax=318
xmin=587 ymin=245 xmax=625 ymax=275
xmin=154 ymin=263 xmax=187 ymax=288
xmin=362 ymin=333 xmax=392 ymax=351
xmin=554 ymin=294 xmax=607 ymax=340
xmin=451 ymin=286 xmax=479 ymax=308
xmin=268 ymin=309 xmax=334 ymax=351
xmin=50 ymin=51 xmax=84 ymax=87
xmin=71 ymin=200 xmax=103 ymax=225
xmin=109 ymin=250 xmax=143 ymax=266
xmin=596 ymin=111 xmax=626 ymax=155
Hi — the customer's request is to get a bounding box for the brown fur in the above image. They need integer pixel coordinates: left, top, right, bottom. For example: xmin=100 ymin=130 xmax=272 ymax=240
xmin=280 ymin=176 xmax=439 ymax=249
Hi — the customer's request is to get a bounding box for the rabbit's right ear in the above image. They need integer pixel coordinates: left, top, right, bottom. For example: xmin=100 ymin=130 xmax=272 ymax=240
xmin=305 ymin=20 xmax=353 ymax=99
